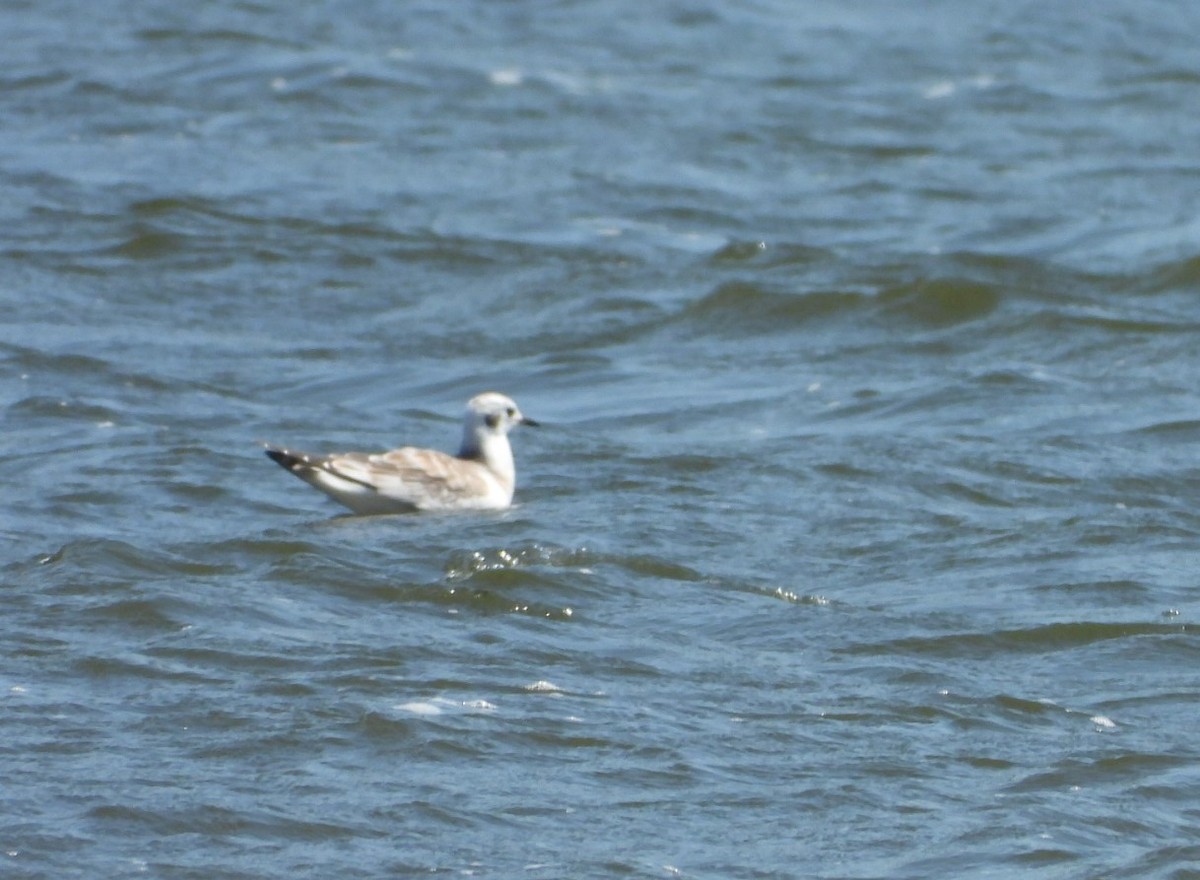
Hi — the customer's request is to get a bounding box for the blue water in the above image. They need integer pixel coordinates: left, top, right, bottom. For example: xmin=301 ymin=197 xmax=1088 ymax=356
xmin=4 ymin=1 xmax=1200 ymax=878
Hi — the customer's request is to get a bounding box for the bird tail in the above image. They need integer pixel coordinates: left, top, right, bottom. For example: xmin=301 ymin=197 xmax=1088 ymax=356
xmin=264 ymin=447 xmax=307 ymax=471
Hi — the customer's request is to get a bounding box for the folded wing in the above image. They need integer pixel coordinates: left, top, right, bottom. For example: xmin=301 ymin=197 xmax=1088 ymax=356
xmin=321 ymin=447 xmax=503 ymax=511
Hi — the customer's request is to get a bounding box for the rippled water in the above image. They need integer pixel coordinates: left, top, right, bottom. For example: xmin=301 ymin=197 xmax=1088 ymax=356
xmin=5 ymin=1 xmax=1200 ymax=878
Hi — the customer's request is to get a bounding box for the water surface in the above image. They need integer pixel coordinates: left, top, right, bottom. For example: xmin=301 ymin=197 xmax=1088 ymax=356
xmin=4 ymin=1 xmax=1200 ymax=878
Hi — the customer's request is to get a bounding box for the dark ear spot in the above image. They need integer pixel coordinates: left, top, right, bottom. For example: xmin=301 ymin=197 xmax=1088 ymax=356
xmin=485 ymin=413 xmax=500 ymax=429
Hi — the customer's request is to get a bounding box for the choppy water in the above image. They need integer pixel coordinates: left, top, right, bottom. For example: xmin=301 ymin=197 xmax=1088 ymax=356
xmin=4 ymin=1 xmax=1200 ymax=878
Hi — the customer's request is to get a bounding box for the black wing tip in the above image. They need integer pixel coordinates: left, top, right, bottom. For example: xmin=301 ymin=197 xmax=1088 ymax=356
xmin=265 ymin=447 xmax=302 ymax=470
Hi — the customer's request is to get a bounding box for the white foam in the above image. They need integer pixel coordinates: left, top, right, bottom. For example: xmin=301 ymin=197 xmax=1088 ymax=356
xmin=395 ymin=701 xmax=443 ymax=716
xmin=489 ymin=68 xmax=523 ymax=87
xmin=395 ymin=697 xmax=497 ymax=716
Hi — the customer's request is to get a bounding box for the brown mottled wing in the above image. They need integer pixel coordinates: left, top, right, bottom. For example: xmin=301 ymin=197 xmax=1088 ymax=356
xmin=322 ymin=446 xmax=495 ymax=509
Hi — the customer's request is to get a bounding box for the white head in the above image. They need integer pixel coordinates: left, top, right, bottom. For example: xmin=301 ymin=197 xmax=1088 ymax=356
xmin=459 ymin=392 xmax=537 ymax=463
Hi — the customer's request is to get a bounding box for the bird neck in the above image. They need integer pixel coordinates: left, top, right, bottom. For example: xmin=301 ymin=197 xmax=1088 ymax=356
xmin=459 ymin=428 xmax=515 ymax=485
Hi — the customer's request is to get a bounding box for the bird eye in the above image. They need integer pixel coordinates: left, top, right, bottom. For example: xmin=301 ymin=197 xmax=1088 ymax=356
xmin=506 ymin=407 xmax=515 ymax=417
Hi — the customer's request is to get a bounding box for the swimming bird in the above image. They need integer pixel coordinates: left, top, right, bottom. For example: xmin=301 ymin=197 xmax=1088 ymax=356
xmin=264 ymin=392 xmax=538 ymax=514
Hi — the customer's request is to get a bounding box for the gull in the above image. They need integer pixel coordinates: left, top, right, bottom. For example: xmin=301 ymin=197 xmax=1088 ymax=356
xmin=264 ymin=392 xmax=538 ymax=514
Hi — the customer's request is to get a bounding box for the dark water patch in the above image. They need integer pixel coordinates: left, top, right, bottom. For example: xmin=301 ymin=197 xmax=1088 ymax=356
xmin=32 ymin=538 xmax=236 ymax=588
xmin=843 ymin=621 xmax=1196 ymax=660
xmin=262 ymin=543 xmax=580 ymax=621
xmin=708 ymin=239 xmax=834 ymax=268
xmin=1034 ymin=579 xmax=1149 ymax=602
xmin=250 ymin=678 xmax=321 ymax=700
xmin=164 ymin=481 xmax=232 ymax=504
xmin=86 ymin=802 xmax=363 ymax=842
xmin=878 ymin=277 xmax=1001 ymax=327
xmin=139 ymin=644 xmax=307 ymax=678
xmin=71 ymin=652 xmax=224 ymax=685
xmin=917 ymin=476 xmax=1016 ymax=509
xmin=823 ymin=367 xmax=1079 ymax=435
xmin=4 ymin=346 xmax=116 ymax=378
xmin=3 ymin=345 xmax=237 ymax=421
xmin=991 ymin=693 xmax=1064 ymax=720
xmin=105 ymin=229 xmax=188 ymax=260
xmin=1142 ymin=252 xmax=1200 ymax=292
xmin=1128 ymin=418 xmax=1200 ymax=438
xmin=1053 ymin=310 xmax=1200 ymax=336
xmin=85 ymin=597 xmax=183 ymax=632
xmin=959 ymin=754 xmax=1019 ymax=771
xmin=0 ymin=829 xmax=95 ymax=880
xmin=260 ymin=539 xmax=394 ymax=579
xmin=1011 ymin=848 xmax=1078 ymax=866
xmin=611 ymin=553 xmax=704 ymax=583
xmin=709 ymin=239 xmax=769 ymax=262
xmin=508 ymin=294 xmax=671 ymax=357
xmin=127 ymin=195 xmax=262 ymax=230
xmin=434 ymin=579 xmax=579 ymax=620
xmin=443 ymin=542 xmax=703 ymax=586
xmin=9 ymin=395 xmax=119 ymax=425
xmin=443 ymin=544 xmax=586 ymax=580
xmin=381 ymin=227 xmax=547 ymax=268
xmin=407 ymin=798 xmax=494 ymax=831
xmin=504 ymin=728 xmax=620 ymax=752
xmin=1006 ymin=753 xmax=1192 ymax=795
xmin=202 ymin=537 xmax=325 ymax=563
xmin=986 ymin=456 xmax=1082 ymax=488
xmin=356 ymin=711 xmax=471 ymax=754
xmin=680 ymin=280 xmax=869 ymax=335
xmin=43 ymin=489 xmax=125 ymax=506
xmin=744 ymin=585 xmax=834 ymax=608
xmin=135 ymin=27 xmax=305 ymax=52
xmin=1 ymin=69 xmax=73 ymax=93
